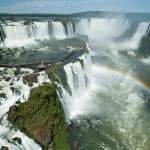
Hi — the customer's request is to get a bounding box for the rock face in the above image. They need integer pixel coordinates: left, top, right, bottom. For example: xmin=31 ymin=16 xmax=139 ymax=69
xmin=23 ymin=73 xmax=38 ymax=86
xmin=8 ymin=82 xmax=70 ymax=150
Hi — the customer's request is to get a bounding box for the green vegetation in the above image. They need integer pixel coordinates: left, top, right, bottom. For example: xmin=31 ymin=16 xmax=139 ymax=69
xmin=53 ymin=17 xmax=76 ymax=24
xmin=23 ymin=18 xmax=33 ymax=25
xmin=8 ymin=82 xmax=70 ymax=150
xmin=0 ymin=146 xmax=9 ymax=150
xmin=0 ymin=93 xmax=6 ymax=99
xmin=23 ymin=73 xmax=38 ymax=86
xmin=8 ymin=17 xmax=16 ymax=22
xmin=46 ymin=65 xmax=71 ymax=95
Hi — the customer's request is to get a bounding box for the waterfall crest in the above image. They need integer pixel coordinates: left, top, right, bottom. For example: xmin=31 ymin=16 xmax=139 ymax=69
xmin=0 ymin=19 xmax=149 ymax=49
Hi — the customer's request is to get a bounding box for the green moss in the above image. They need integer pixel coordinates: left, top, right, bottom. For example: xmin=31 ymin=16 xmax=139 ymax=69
xmin=23 ymin=74 xmax=38 ymax=86
xmin=53 ymin=128 xmax=70 ymax=150
xmin=0 ymin=146 xmax=9 ymax=150
xmin=8 ymin=82 xmax=70 ymax=150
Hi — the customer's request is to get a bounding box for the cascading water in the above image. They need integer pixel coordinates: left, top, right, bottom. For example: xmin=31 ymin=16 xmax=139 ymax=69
xmin=58 ymin=53 xmax=92 ymax=122
xmin=51 ymin=22 xmax=67 ymax=39
xmin=32 ymin=22 xmax=50 ymax=40
xmin=0 ymin=18 xmax=149 ymax=49
xmin=66 ymin=22 xmax=74 ymax=37
xmin=76 ymin=19 xmax=130 ymax=41
xmin=120 ymin=21 xmax=150 ymax=49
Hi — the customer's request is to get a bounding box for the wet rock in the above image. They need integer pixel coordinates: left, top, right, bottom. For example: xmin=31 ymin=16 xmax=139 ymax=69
xmin=0 ymin=93 xmax=6 ymax=99
xmin=12 ymin=137 xmax=22 ymax=144
xmin=16 ymin=101 xmax=21 ymax=105
xmin=23 ymin=73 xmax=38 ymax=86
xmin=3 ymin=72 xmax=8 ymax=75
xmin=10 ymin=87 xmax=21 ymax=95
xmin=9 ymin=82 xmax=13 ymax=86
xmin=5 ymin=77 xmax=11 ymax=81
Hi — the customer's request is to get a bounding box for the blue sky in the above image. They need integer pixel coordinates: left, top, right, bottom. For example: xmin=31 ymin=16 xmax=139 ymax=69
xmin=0 ymin=0 xmax=150 ymax=14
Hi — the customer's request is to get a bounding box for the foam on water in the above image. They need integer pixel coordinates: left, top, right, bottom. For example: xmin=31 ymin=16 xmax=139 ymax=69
xmin=140 ymin=57 xmax=150 ymax=65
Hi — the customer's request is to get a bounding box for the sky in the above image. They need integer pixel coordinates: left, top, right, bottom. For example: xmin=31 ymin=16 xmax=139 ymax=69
xmin=0 ymin=0 xmax=150 ymax=14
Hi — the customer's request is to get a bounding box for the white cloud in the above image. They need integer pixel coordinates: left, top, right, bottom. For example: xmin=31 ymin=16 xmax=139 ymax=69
xmin=38 ymin=4 xmax=44 ymax=8
xmin=57 ymin=4 xmax=63 ymax=8
xmin=73 ymin=4 xmax=78 ymax=8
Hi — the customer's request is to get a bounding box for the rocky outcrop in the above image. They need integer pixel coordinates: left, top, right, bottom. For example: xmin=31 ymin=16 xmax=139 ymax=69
xmin=8 ymin=82 xmax=70 ymax=150
xmin=23 ymin=73 xmax=38 ymax=86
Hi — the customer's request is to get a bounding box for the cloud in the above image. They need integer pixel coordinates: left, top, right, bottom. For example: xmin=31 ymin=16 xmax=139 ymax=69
xmin=57 ymin=4 xmax=63 ymax=8
xmin=38 ymin=4 xmax=44 ymax=8
xmin=73 ymin=4 xmax=78 ymax=8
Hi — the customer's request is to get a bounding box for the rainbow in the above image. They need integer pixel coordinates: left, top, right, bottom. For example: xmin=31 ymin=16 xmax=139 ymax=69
xmin=92 ymin=65 xmax=150 ymax=93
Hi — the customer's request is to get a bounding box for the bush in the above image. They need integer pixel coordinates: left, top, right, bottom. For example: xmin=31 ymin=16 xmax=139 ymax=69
xmin=8 ymin=82 xmax=70 ymax=150
xmin=23 ymin=19 xmax=33 ymax=25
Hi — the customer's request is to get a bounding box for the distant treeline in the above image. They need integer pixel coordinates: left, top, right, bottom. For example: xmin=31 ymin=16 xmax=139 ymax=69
xmin=0 ymin=13 xmax=73 ymax=18
xmin=0 ymin=11 xmax=150 ymax=19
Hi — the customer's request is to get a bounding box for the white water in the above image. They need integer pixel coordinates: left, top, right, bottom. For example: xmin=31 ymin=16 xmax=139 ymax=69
xmin=0 ymin=18 xmax=149 ymax=49
xmin=66 ymin=22 xmax=74 ymax=37
xmin=51 ymin=22 xmax=67 ymax=39
xmin=58 ymin=53 xmax=92 ymax=122
xmin=33 ymin=22 xmax=50 ymax=40
xmin=76 ymin=19 xmax=130 ymax=42
xmin=140 ymin=57 xmax=150 ymax=65
xmin=119 ymin=21 xmax=150 ymax=49
xmin=0 ymin=68 xmax=50 ymax=149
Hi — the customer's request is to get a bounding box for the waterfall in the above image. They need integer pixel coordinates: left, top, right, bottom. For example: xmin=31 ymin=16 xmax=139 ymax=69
xmin=33 ymin=22 xmax=50 ymax=40
xmin=75 ymin=19 xmax=90 ymax=36
xmin=51 ymin=22 xmax=67 ymax=39
xmin=2 ymin=22 xmax=50 ymax=41
xmin=75 ymin=18 xmax=131 ymax=42
xmin=66 ymin=22 xmax=74 ymax=37
xmin=0 ymin=19 xmax=149 ymax=49
xmin=120 ymin=21 xmax=150 ymax=49
xmin=58 ymin=53 xmax=92 ymax=122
